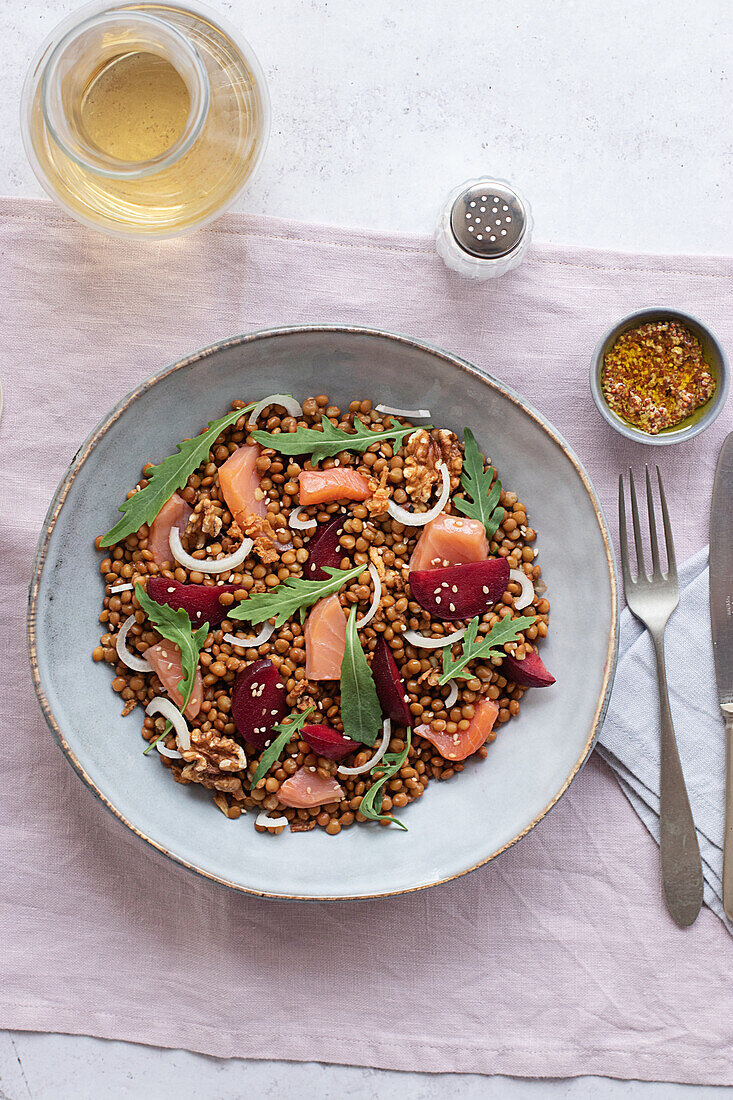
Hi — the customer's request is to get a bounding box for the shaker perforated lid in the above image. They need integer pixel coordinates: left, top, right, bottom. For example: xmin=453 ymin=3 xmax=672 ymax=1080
xmin=435 ymin=176 xmax=533 ymax=280
xmin=450 ymin=182 xmax=526 ymax=259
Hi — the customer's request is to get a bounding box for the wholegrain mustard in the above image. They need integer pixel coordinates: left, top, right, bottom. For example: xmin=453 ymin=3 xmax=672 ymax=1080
xmin=601 ymin=319 xmax=715 ymax=434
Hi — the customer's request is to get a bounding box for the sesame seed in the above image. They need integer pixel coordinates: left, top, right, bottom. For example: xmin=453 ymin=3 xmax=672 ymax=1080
xmin=482 ymin=586 xmax=489 ymax=594
xmin=435 ymin=596 xmax=441 ymax=604
xmin=451 ymin=585 xmax=458 ymax=593
xmin=449 ymin=603 xmax=456 ymax=612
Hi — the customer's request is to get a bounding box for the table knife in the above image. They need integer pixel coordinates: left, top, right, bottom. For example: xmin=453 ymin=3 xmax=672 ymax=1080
xmin=710 ymin=431 xmax=733 ymax=921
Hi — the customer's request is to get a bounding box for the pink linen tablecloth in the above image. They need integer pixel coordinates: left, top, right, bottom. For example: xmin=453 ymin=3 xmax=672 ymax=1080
xmin=1 ymin=196 xmax=732 ymax=1084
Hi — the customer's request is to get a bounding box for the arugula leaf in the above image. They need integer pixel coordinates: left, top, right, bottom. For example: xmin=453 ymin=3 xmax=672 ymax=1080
xmin=453 ymin=428 xmax=505 ymax=540
xmin=339 ymin=607 xmax=382 ymax=747
xmin=359 ymin=729 xmax=412 ymax=831
xmin=136 ymin=584 xmax=209 ymax=755
xmin=252 ymin=416 xmax=428 ymax=462
xmin=100 ymin=403 xmax=255 ymax=547
xmin=250 ymin=706 xmax=315 ymax=790
xmin=228 ymin=564 xmax=364 ymax=628
xmin=439 ymin=614 xmax=537 ymax=685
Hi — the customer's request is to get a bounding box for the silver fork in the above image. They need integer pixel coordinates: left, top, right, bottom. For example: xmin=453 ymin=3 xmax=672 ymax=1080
xmin=618 ymin=466 xmax=703 ymax=927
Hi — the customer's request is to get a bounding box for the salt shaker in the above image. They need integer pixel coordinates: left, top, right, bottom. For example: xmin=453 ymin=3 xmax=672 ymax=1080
xmin=436 ymin=177 xmax=533 ymax=280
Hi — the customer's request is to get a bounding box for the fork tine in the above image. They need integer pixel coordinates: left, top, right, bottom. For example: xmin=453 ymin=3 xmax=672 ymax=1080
xmin=628 ymin=468 xmax=646 ymax=580
xmin=656 ymin=465 xmax=677 ymax=582
xmin=618 ymin=474 xmax=633 ymax=590
xmin=645 ymin=465 xmax=662 ymax=578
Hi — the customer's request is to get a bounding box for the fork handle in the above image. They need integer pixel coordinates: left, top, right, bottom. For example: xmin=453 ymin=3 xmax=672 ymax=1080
xmin=652 ymin=630 xmax=703 ymax=927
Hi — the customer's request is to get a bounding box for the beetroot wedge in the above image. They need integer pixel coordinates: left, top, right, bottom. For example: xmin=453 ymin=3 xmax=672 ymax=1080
xmin=371 ymin=636 xmax=412 ymax=727
xmin=231 ymin=659 xmax=288 ymax=748
xmin=146 ymin=577 xmax=239 ymax=628
xmin=502 ymin=650 xmax=555 ymax=688
xmin=303 ymin=515 xmax=346 ymax=580
xmin=302 ymin=724 xmax=356 ymax=761
xmin=409 ymin=558 xmax=510 ymax=621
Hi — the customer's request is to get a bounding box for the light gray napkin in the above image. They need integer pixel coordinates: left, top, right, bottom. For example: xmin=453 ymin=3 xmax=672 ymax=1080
xmin=597 ymin=547 xmax=731 ymax=932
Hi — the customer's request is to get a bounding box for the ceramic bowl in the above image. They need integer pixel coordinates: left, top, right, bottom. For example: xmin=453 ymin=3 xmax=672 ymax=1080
xmin=589 ymin=307 xmax=729 ymax=445
xmin=28 ymin=326 xmax=618 ymax=900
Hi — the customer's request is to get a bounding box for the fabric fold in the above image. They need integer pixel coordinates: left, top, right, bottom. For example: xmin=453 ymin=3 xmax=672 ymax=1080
xmin=598 ymin=547 xmax=732 ymax=932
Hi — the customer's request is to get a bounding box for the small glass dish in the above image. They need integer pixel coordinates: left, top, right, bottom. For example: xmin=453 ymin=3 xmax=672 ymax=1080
xmin=590 ymin=307 xmax=729 ymax=446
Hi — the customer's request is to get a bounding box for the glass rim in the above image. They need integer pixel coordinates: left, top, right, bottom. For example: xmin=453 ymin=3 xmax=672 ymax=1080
xmin=40 ymin=9 xmax=210 ymax=180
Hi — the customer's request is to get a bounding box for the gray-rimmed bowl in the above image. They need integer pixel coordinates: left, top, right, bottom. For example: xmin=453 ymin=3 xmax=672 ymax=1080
xmin=590 ymin=307 xmax=729 ymax=446
xmin=28 ymin=325 xmax=618 ymax=901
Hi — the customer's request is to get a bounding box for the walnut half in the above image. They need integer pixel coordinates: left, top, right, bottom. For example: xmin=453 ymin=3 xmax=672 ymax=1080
xmin=177 ymin=729 xmax=248 ymax=800
xmin=184 ymin=498 xmax=223 ymax=550
xmin=403 ymin=428 xmax=462 ymax=503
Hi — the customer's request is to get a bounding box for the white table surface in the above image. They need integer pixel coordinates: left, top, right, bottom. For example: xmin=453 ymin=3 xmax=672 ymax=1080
xmin=2 ymin=0 xmax=731 ymax=1097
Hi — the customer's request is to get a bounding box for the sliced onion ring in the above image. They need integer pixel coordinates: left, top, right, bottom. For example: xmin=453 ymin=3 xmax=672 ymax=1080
xmin=338 ymin=719 xmax=392 ymax=776
xmin=444 ymin=682 xmax=459 ymax=709
xmin=288 ymin=509 xmax=317 ymax=533
xmin=156 ymin=741 xmax=183 ymax=760
xmin=403 ymin=626 xmax=467 ymax=650
xmin=256 ymin=811 xmax=289 ymax=829
xmin=168 ymin=527 xmax=253 ymax=574
xmin=222 ymin=622 xmax=276 ymax=649
xmin=355 ymin=562 xmax=382 ymax=629
xmin=387 ymin=462 xmax=450 ymax=528
xmin=116 ymin=615 xmax=151 ymax=672
xmin=247 ymin=394 xmax=303 ymax=428
xmin=146 ymin=696 xmax=191 ymax=751
xmin=509 ymin=568 xmax=535 ymax=611
xmin=375 ymin=403 xmax=431 ymax=419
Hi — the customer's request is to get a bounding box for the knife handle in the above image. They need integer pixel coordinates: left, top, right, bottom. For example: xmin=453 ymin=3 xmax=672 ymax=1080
xmin=723 ymin=707 xmax=733 ymax=922
xmin=653 ymin=631 xmax=704 ymax=927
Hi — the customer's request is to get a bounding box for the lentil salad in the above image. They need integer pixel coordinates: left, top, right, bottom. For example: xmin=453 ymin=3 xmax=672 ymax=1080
xmin=94 ymin=394 xmax=554 ymax=835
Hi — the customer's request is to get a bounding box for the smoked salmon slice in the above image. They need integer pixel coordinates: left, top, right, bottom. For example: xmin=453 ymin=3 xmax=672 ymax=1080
xmin=415 ymin=697 xmax=499 ymax=761
xmin=148 ymin=493 xmax=192 ymax=567
xmin=409 ymin=513 xmax=488 ymax=572
xmin=277 ymin=767 xmax=345 ymax=808
xmin=145 ymin=638 xmax=203 ymax=719
xmin=304 ymin=595 xmax=347 ymax=680
xmin=219 ymin=444 xmax=267 ymax=524
xmin=298 ymin=468 xmax=372 ymax=506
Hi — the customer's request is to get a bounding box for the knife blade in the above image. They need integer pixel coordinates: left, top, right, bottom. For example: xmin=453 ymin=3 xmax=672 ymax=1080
xmin=711 ymin=432 xmax=733 ymax=707
xmin=710 ymin=430 xmax=733 ymax=921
